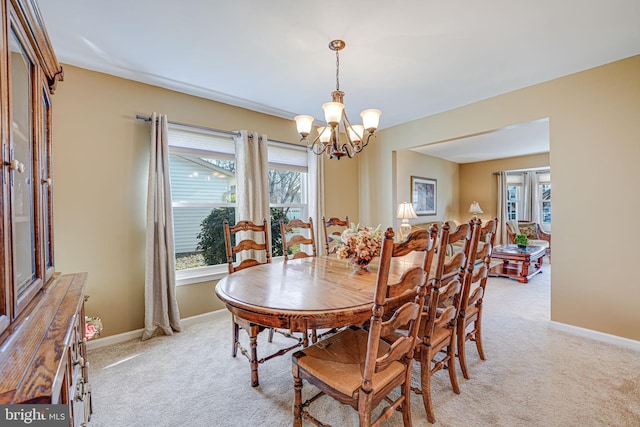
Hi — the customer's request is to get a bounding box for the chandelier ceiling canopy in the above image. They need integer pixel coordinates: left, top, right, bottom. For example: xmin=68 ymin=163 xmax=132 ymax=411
xmin=295 ymin=40 xmax=381 ymax=160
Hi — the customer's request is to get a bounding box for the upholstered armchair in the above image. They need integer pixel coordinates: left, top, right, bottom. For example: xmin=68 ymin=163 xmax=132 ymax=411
xmin=506 ymin=220 xmax=551 ymax=255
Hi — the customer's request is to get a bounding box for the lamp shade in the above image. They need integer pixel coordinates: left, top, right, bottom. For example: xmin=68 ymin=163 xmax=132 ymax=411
xmin=397 ymin=202 xmax=418 ymax=219
xmin=322 ymin=102 xmax=344 ymax=125
xmin=294 ymin=115 xmax=314 ymax=136
xmin=348 ymin=125 xmax=364 ymax=142
xmin=317 ymin=126 xmax=331 ymax=143
xmin=468 ymin=201 xmax=484 ymax=215
xmin=360 ymin=109 xmax=381 ymax=131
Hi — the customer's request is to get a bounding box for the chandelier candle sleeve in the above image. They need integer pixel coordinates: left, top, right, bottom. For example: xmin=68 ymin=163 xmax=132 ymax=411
xmin=294 ymin=40 xmax=381 ymax=160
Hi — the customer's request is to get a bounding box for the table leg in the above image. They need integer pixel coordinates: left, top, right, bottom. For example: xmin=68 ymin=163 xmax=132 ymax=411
xmin=521 ymin=261 xmax=530 ymax=278
xmin=535 ymin=256 xmax=544 ymax=269
xmin=249 ymin=324 xmax=260 ymax=387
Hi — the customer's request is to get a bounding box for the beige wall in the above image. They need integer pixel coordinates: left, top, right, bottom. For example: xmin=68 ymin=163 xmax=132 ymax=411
xmin=323 ymin=157 xmax=359 ymax=225
xmin=458 ymin=153 xmax=550 ymax=221
xmin=394 ymin=150 xmax=459 ymax=228
xmin=51 ymin=65 xmax=359 ymax=336
xmin=362 ymin=55 xmax=640 ymax=341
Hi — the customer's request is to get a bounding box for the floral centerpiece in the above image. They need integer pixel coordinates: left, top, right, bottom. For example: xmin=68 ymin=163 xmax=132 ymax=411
xmin=336 ymin=223 xmax=383 ymax=272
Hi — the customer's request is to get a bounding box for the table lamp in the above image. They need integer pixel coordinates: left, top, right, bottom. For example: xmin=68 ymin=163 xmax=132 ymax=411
xmin=397 ymin=202 xmax=417 ymax=241
xmin=468 ymin=201 xmax=484 ymax=218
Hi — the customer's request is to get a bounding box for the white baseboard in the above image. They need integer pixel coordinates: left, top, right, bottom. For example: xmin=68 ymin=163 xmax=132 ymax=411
xmin=86 ymin=309 xmax=227 ymax=351
xmin=549 ymin=321 xmax=640 ymax=351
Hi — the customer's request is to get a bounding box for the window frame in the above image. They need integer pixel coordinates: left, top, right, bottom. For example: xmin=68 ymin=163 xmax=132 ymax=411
xmin=506 ymin=184 xmax=520 ymax=221
xmin=167 ymin=125 xmax=237 ymax=286
xmin=268 ymin=142 xmax=310 ymax=260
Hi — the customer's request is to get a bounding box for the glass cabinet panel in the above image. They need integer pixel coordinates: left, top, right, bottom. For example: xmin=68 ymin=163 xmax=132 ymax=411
xmin=9 ymin=27 xmax=38 ymax=298
xmin=41 ymin=87 xmax=54 ymax=278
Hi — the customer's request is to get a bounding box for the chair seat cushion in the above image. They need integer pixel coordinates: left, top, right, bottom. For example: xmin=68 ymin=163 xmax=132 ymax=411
xmin=528 ymin=239 xmax=549 ymax=249
xmin=465 ymin=304 xmax=480 ymax=319
xmin=293 ymin=327 xmax=405 ymax=398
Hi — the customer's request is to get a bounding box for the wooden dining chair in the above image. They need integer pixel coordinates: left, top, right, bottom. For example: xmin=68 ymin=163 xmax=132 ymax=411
xmin=457 ymin=217 xmax=498 ymax=379
xmin=412 ymin=220 xmax=479 ymax=424
xmin=322 ymin=215 xmax=349 ymax=254
xmin=280 ymin=218 xmax=317 ymax=260
xmin=223 ymin=218 xmax=274 ymax=386
xmin=223 ymin=218 xmax=271 ymax=274
xmin=292 ymin=227 xmax=437 ymax=427
xmin=275 ymin=217 xmax=318 ymax=343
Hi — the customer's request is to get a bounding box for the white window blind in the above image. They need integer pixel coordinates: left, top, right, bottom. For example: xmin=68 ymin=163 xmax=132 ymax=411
xmin=268 ymin=141 xmax=308 ymax=172
xmin=167 ymin=124 xmax=235 ymax=160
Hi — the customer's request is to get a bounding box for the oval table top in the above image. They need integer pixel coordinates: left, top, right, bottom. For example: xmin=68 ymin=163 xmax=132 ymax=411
xmin=215 ymin=253 xmax=423 ymax=331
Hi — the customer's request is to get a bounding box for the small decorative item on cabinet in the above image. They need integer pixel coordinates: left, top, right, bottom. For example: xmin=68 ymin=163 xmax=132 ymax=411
xmin=85 ymin=316 xmax=103 ymax=341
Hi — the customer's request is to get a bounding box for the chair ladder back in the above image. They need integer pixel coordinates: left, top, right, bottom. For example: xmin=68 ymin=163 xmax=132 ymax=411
xmin=460 ymin=218 xmax=497 ymax=313
xmin=386 ymin=228 xmax=436 ymax=300
xmin=280 ymin=218 xmax=316 ymax=261
xmin=434 ymin=222 xmax=470 ymax=288
xmin=322 ymin=215 xmax=349 ymax=254
xmin=223 ymin=218 xmax=271 ymax=274
xmin=422 ymin=221 xmax=472 ymax=334
xmin=421 ymin=274 xmax=462 ymax=343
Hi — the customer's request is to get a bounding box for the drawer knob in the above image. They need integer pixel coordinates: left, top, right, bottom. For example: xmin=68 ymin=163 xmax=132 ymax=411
xmin=5 ymin=159 xmax=24 ymax=173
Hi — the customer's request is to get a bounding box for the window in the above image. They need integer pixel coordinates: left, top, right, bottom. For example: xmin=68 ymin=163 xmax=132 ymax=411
xmin=502 ymin=169 xmax=551 ymax=228
xmin=540 ymin=184 xmax=551 ymax=224
xmin=506 ymin=185 xmax=520 ymax=221
xmin=167 ymin=125 xmax=236 ymax=281
xmin=167 ymin=127 xmax=310 ymax=284
xmin=268 ymin=142 xmax=309 ymax=257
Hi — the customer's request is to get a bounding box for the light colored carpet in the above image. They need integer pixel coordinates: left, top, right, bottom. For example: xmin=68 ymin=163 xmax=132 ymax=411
xmin=87 ymin=263 xmax=640 ymax=426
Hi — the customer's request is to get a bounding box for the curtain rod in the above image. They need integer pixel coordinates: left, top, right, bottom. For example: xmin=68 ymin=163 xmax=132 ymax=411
xmin=492 ymin=167 xmax=550 ymax=176
xmin=135 ymin=114 xmax=302 ymax=148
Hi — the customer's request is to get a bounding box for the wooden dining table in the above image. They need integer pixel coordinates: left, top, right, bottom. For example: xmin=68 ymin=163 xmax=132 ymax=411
xmin=215 ymin=252 xmax=424 ymax=386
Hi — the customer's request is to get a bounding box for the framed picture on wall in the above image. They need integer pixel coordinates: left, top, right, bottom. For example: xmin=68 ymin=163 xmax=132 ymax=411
xmin=411 ymin=176 xmax=437 ymax=215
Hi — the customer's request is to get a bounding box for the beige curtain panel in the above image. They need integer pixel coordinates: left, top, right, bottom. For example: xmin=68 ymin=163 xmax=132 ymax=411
xmin=496 ymin=171 xmax=509 ymax=244
xmin=143 ymin=112 xmax=182 ymax=341
xmin=234 ymin=130 xmax=270 ymax=262
xmin=308 ymin=150 xmax=326 ymax=256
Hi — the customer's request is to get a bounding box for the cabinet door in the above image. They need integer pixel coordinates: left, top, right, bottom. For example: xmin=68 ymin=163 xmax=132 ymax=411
xmin=9 ymin=23 xmax=43 ymax=317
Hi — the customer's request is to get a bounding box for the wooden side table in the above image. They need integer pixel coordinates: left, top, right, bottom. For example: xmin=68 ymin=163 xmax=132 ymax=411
xmin=489 ymin=244 xmax=545 ymax=283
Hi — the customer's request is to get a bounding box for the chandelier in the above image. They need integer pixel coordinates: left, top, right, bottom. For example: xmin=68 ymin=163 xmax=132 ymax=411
xmin=294 ymin=40 xmax=381 ymax=160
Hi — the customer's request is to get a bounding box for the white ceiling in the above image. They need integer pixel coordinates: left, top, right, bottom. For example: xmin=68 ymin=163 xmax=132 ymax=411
xmin=37 ymin=0 xmax=639 ymax=162
xmin=411 ymin=118 xmax=550 ymax=163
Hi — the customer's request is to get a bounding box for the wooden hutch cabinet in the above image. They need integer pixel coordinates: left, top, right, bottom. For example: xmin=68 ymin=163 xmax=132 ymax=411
xmin=0 ymin=1 xmax=91 ymax=426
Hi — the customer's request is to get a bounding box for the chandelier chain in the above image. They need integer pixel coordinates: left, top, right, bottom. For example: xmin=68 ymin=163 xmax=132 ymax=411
xmin=335 ymin=49 xmax=340 ymax=91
